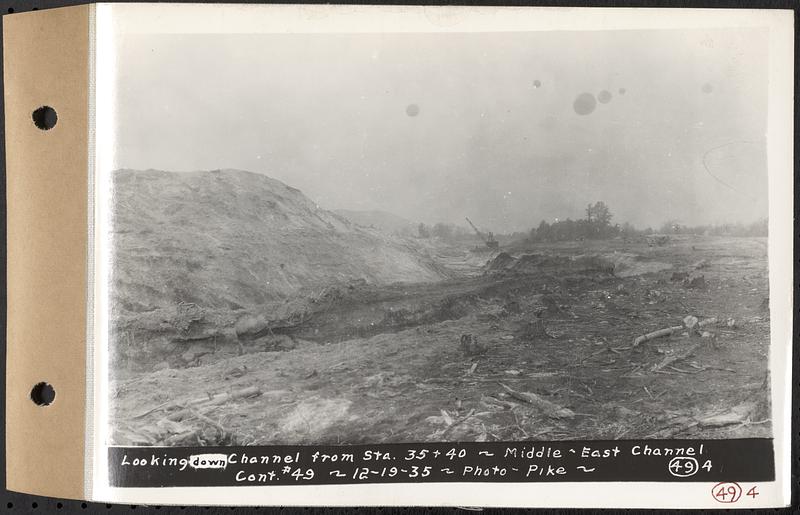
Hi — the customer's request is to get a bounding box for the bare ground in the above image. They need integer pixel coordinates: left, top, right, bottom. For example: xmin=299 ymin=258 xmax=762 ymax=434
xmin=110 ymin=236 xmax=771 ymax=446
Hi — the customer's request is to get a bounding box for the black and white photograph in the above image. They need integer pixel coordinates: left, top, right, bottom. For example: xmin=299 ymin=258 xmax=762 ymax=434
xmin=107 ymin=19 xmax=777 ymax=450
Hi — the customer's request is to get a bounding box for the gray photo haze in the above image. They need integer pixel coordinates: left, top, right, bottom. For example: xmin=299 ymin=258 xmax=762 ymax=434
xmin=114 ymin=28 xmax=768 ymax=232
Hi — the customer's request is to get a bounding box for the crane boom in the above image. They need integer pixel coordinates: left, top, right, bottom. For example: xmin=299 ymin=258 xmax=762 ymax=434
xmin=465 ymin=217 xmax=486 ymax=241
xmin=465 ymin=217 xmax=500 ymax=249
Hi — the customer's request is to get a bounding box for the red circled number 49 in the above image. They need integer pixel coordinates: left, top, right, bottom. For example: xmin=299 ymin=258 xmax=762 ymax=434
xmin=712 ymin=483 xmax=758 ymax=503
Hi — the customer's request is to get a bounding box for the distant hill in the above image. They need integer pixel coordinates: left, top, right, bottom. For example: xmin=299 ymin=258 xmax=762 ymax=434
xmin=111 ymin=169 xmax=447 ymax=313
xmin=333 ymin=209 xmax=417 ymax=236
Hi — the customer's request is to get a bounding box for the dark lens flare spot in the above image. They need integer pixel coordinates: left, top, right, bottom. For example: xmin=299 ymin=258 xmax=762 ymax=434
xmin=573 ymin=93 xmax=597 ymax=116
xmin=533 ymin=80 xmax=541 ymax=88
xmin=618 ymin=87 xmax=626 ymax=95
xmin=405 ymin=104 xmax=420 ymax=117
xmin=597 ymin=90 xmax=612 ymax=104
xmin=702 ymin=83 xmax=714 ymax=94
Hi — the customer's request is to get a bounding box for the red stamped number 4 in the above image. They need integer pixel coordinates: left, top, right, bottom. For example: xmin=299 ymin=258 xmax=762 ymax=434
xmin=712 ymin=482 xmax=759 ymax=503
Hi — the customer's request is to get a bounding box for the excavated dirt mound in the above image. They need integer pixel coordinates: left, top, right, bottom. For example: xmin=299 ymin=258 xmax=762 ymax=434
xmin=110 ymin=169 xmax=452 ymax=365
xmin=486 ymin=252 xmax=516 ymax=272
xmin=112 ymin=169 xmax=448 ymax=313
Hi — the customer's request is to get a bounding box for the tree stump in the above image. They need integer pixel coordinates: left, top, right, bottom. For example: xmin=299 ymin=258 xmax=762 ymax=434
xmin=684 ymin=275 xmax=707 ymax=290
xmin=524 ymin=318 xmax=549 ymax=340
xmin=460 ymin=334 xmax=487 ymax=357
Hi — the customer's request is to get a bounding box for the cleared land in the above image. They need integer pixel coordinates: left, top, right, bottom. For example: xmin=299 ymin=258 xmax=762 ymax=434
xmin=111 ymin=220 xmax=771 ymax=445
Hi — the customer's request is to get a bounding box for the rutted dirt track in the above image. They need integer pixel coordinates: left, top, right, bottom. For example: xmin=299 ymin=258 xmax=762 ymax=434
xmin=111 ymin=236 xmax=771 ymax=446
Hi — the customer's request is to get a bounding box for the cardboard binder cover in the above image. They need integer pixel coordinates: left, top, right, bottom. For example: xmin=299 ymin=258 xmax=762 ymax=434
xmin=4 ymin=4 xmax=89 ymax=499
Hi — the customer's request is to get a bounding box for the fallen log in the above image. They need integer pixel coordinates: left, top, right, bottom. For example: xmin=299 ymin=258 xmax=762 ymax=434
xmin=498 ymin=382 xmax=574 ymax=419
xmin=130 ymin=399 xmax=178 ymax=420
xmin=482 ymin=395 xmax=526 ymax=411
xmin=633 ymin=317 xmax=718 ymax=347
xmin=633 ymin=326 xmax=683 ymax=347
xmin=163 ymin=429 xmax=201 ymax=446
xmin=688 ymin=362 xmax=736 ymax=373
xmin=133 ymin=386 xmax=264 ymax=422
xmin=698 ymin=401 xmax=758 ymax=428
xmin=648 ymin=402 xmax=766 ymax=438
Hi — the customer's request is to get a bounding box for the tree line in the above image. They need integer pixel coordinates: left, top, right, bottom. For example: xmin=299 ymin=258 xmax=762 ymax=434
xmin=528 ymin=201 xmax=623 ymax=242
xmin=527 ymin=201 xmax=767 ymax=243
xmin=406 ymin=201 xmax=767 ymax=243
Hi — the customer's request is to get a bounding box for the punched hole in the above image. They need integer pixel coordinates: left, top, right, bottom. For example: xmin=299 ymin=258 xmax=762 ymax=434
xmin=30 ymin=382 xmax=55 ymax=406
xmin=32 ymin=106 xmax=57 ymax=130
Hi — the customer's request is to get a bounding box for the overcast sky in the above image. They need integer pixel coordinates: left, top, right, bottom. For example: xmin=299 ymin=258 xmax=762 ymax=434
xmin=113 ymin=28 xmax=768 ymax=232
